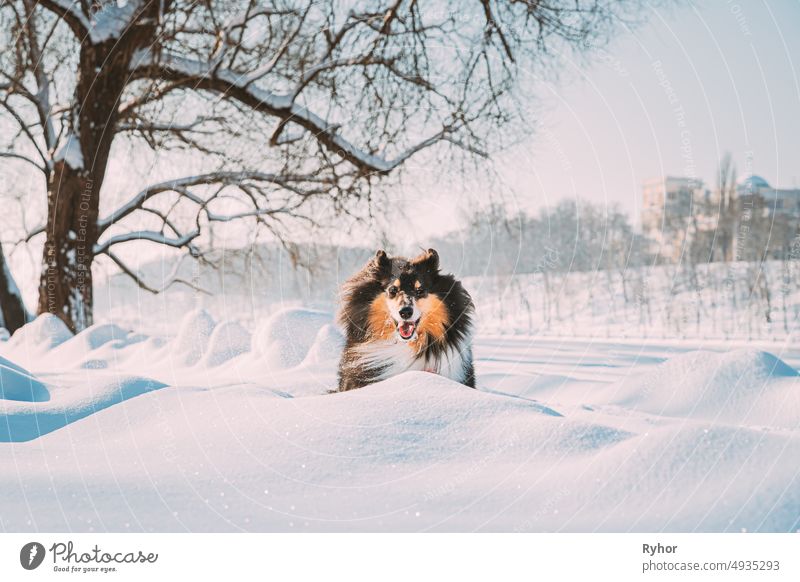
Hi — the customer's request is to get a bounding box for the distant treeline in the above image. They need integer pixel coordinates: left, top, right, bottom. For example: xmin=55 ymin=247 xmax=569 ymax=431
xmin=429 ymin=199 xmax=800 ymax=278
xmin=428 ymin=201 xmax=652 ymax=277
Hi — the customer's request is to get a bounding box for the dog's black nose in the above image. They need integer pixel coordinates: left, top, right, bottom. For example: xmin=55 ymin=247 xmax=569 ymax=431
xmin=399 ymin=306 xmax=413 ymax=320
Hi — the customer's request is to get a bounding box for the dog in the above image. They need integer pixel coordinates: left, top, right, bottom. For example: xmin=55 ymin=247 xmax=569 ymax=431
xmin=337 ymin=248 xmax=475 ymax=391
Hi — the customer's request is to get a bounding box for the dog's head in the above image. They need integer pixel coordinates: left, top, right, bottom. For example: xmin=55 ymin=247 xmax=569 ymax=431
xmin=366 ymin=248 xmax=447 ymax=343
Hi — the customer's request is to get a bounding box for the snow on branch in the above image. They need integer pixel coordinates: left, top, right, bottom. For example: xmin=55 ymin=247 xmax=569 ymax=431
xmin=94 ymin=229 xmax=201 ymax=256
xmin=129 ymin=50 xmax=451 ymax=175
xmin=38 ymin=0 xmax=147 ymax=45
xmin=97 ymin=171 xmax=311 ymax=233
xmin=94 ymin=169 xmax=332 ymax=270
xmin=53 ymin=133 xmax=84 ymax=170
xmin=88 ymin=0 xmax=146 ymax=44
xmin=36 ymin=0 xmax=91 ymax=39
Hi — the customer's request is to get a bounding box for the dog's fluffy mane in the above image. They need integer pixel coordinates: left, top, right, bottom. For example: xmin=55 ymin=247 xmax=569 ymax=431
xmin=337 ymin=249 xmax=475 ymax=391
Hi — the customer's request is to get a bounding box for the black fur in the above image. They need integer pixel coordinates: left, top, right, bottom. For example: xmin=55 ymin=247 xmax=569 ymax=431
xmin=337 ymin=249 xmax=475 ymax=391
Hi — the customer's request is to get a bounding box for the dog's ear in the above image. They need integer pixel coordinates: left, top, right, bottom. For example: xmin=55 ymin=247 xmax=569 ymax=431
xmin=371 ymin=249 xmax=391 ymax=274
xmin=412 ymin=248 xmax=439 ymax=273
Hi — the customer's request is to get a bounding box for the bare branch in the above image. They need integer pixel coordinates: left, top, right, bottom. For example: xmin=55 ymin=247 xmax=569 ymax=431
xmin=97 ymin=170 xmax=315 ymax=232
xmin=0 ymin=97 xmax=49 ymax=166
xmin=129 ymin=51 xmax=451 ymax=175
xmin=21 ymin=0 xmax=57 ymax=151
xmin=24 ymin=223 xmax=46 ymax=242
xmin=35 ymin=0 xmax=90 ymax=39
xmin=0 ymin=151 xmax=46 ymax=174
xmin=105 ymin=251 xmax=211 ymax=295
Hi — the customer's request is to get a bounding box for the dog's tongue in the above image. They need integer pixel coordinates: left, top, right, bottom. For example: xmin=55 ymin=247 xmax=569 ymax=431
xmin=399 ymin=322 xmax=415 ymax=339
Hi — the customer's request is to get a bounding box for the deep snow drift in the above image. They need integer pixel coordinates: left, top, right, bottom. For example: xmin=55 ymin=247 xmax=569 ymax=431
xmin=0 ymin=310 xmax=798 ymax=532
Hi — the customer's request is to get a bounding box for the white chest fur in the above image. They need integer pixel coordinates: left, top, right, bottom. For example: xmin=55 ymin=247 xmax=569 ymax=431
xmin=351 ymin=337 xmax=470 ymax=384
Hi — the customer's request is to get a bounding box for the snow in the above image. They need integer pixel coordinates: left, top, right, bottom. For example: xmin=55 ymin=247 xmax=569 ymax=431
xmin=172 ymin=308 xmax=216 ymax=366
xmin=0 ymin=355 xmax=48 ymax=403
xmin=301 ymin=324 xmax=345 ymax=366
xmin=88 ymin=0 xmax=143 ymax=44
xmin=1 ymin=255 xmax=26 ymax=310
xmin=127 ymin=50 xmax=427 ymax=174
xmin=1 ymin=374 xmax=166 ymax=442
xmin=53 ymin=133 xmax=84 ymax=170
xmin=606 ymin=349 xmax=799 ymax=428
xmin=200 ymin=321 xmax=251 ymax=368
xmin=0 ymin=310 xmax=798 ymax=532
xmin=253 ymin=308 xmax=332 ymax=369
xmin=6 ymin=313 xmax=72 ymax=357
xmin=49 ymin=322 xmax=130 ymax=360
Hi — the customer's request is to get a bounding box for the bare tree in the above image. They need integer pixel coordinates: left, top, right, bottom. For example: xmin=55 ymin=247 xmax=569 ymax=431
xmin=715 ymin=152 xmax=737 ymax=262
xmin=1 ymin=0 xmax=641 ymax=332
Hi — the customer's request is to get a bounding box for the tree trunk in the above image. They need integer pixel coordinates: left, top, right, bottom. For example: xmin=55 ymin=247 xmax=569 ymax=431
xmin=35 ymin=10 xmax=159 ymax=332
xmin=38 ymin=160 xmax=98 ymax=332
xmin=0 ymin=242 xmax=28 ymax=334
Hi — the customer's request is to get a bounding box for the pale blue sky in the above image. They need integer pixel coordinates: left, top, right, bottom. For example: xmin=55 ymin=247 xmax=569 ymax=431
xmin=406 ymin=0 xmax=800 ymax=233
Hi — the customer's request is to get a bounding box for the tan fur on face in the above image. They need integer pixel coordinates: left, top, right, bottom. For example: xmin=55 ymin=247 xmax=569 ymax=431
xmin=368 ymin=296 xmax=396 ymax=340
xmin=411 ymin=295 xmax=449 ymax=351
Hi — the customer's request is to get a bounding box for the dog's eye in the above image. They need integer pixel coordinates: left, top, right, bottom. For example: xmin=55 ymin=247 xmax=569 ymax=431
xmin=415 ymin=288 xmax=426 ymax=298
xmin=387 ymin=286 xmax=398 ymax=298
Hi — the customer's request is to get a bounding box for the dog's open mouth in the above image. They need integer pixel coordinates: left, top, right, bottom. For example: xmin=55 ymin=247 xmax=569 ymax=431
xmin=397 ymin=320 xmax=418 ymax=340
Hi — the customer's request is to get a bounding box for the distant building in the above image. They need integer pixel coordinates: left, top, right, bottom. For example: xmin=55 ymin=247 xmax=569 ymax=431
xmin=734 ymin=175 xmax=800 ymax=260
xmin=642 ymin=174 xmax=800 ymax=262
xmin=736 ymin=175 xmax=800 ymax=215
xmin=641 ymin=176 xmax=709 ymax=260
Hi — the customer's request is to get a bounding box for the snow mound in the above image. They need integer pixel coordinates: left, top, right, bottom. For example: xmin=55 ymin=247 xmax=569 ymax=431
xmin=7 ymin=313 xmax=72 ymax=353
xmin=0 ymin=374 xmax=167 ymax=442
xmin=254 ymin=308 xmax=332 ymax=369
xmin=1 ymin=333 xmax=799 ymax=532
xmin=173 ymin=308 xmax=216 ymax=366
xmin=49 ymin=323 xmax=130 ymax=363
xmin=301 ymin=324 xmax=345 ymax=366
xmin=200 ymin=321 xmax=251 ymax=367
xmin=612 ymin=349 xmax=799 ymax=427
xmin=76 ymin=323 xmax=130 ymax=350
xmin=0 ymin=355 xmax=48 ymax=402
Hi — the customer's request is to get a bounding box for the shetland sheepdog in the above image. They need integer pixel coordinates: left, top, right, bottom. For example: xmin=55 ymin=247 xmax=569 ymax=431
xmin=337 ymin=248 xmax=475 ymax=391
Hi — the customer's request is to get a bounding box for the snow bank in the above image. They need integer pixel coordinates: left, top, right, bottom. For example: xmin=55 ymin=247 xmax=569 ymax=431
xmin=200 ymin=321 xmax=251 ymax=367
xmin=301 ymin=324 xmax=344 ymax=367
xmin=49 ymin=322 xmax=130 ymax=364
xmin=0 ymin=374 xmax=166 ymax=442
xmin=0 ymin=317 xmax=798 ymax=532
xmin=0 ymin=355 xmax=48 ymax=402
xmin=173 ymin=308 xmax=216 ymax=366
xmin=3 ymin=365 xmax=798 ymax=532
xmin=7 ymin=313 xmax=72 ymax=355
xmin=611 ymin=349 xmax=800 ymax=428
xmin=254 ymin=308 xmax=332 ymax=369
